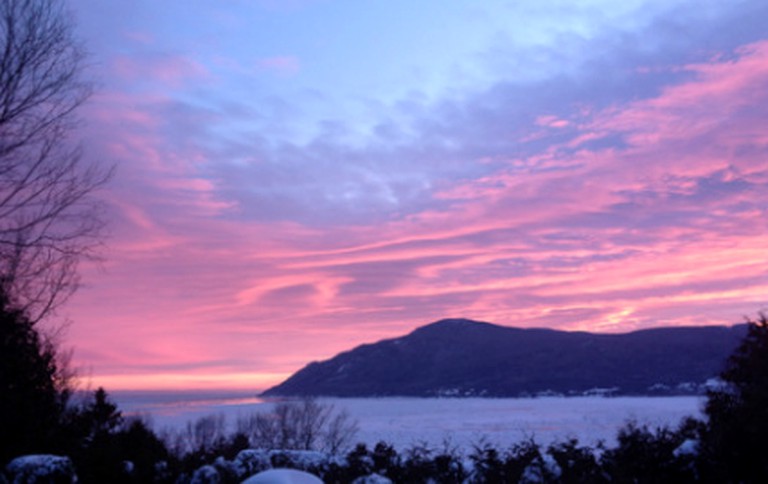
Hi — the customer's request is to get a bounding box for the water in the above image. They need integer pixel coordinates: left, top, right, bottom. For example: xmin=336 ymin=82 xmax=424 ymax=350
xmin=113 ymin=391 xmax=703 ymax=450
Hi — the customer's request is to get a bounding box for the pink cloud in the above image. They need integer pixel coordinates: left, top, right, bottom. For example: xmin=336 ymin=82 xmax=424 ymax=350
xmin=535 ymin=114 xmax=571 ymax=128
xmin=66 ymin=39 xmax=768 ymax=391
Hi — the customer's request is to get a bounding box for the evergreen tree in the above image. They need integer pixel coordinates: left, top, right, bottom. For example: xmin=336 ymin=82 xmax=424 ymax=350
xmin=0 ymin=290 xmax=67 ymax=464
xmin=701 ymin=314 xmax=768 ymax=482
xmin=84 ymin=387 xmax=123 ymax=438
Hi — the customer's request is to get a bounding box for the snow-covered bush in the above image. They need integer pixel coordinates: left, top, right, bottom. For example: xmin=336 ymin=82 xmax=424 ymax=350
xmin=232 ymin=449 xmax=272 ymax=478
xmin=190 ymin=464 xmax=219 ymax=484
xmin=268 ymin=449 xmax=336 ymax=472
xmin=5 ymin=455 xmax=76 ymax=484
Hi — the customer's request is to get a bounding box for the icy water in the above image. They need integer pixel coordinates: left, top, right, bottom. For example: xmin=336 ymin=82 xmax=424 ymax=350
xmin=113 ymin=391 xmax=702 ymax=450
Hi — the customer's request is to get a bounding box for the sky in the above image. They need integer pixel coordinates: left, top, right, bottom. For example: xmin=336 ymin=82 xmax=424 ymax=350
xmin=62 ymin=0 xmax=768 ymax=391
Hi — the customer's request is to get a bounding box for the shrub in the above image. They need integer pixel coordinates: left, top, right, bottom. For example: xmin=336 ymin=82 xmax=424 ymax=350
xmin=600 ymin=420 xmax=697 ymax=483
xmin=546 ymin=439 xmax=603 ymax=484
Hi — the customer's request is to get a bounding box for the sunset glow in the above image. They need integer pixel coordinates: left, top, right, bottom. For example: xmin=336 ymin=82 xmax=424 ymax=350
xmin=65 ymin=0 xmax=768 ymax=391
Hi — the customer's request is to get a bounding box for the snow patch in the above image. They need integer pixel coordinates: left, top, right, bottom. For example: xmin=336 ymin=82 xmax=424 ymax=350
xmin=241 ymin=468 xmax=323 ymax=484
xmin=674 ymin=439 xmax=699 ymax=457
xmin=703 ymin=378 xmax=731 ymax=392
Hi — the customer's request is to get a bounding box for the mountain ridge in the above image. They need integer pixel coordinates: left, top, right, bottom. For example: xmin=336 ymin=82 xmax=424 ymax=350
xmin=262 ymin=318 xmax=747 ymax=397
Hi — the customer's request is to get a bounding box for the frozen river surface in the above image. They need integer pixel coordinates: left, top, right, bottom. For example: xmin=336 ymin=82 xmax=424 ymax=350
xmin=114 ymin=392 xmax=703 ymax=450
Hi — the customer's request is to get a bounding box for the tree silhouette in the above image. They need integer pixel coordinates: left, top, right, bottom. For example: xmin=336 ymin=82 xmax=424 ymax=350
xmin=0 ymin=0 xmax=108 ymax=467
xmin=83 ymin=387 xmax=123 ymax=439
xmin=0 ymin=288 xmax=67 ymax=464
xmin=0 ymin=0 xmax=110 ymax=322
xmin=702 ymin=314 xmax=768 ymax=482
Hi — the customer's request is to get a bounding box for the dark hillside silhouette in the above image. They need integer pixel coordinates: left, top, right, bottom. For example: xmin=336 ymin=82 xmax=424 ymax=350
xmin=263 ymin=318 xmax=747 ymax=397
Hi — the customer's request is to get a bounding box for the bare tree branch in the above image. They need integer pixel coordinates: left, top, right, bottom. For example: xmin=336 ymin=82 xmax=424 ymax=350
xmin=0 ymin=0 xmax=110 ymax=322
xmin=236 ymin=398 xmax=360 ymax=453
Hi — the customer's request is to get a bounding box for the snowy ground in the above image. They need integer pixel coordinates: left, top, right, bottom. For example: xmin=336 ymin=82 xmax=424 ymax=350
xmin=114 ymin=392 xmax=703 ymax=450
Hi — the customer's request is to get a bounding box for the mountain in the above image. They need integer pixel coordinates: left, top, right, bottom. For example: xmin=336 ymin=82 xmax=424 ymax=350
xmin=262 ymin=318 xmax=748 ymax=397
